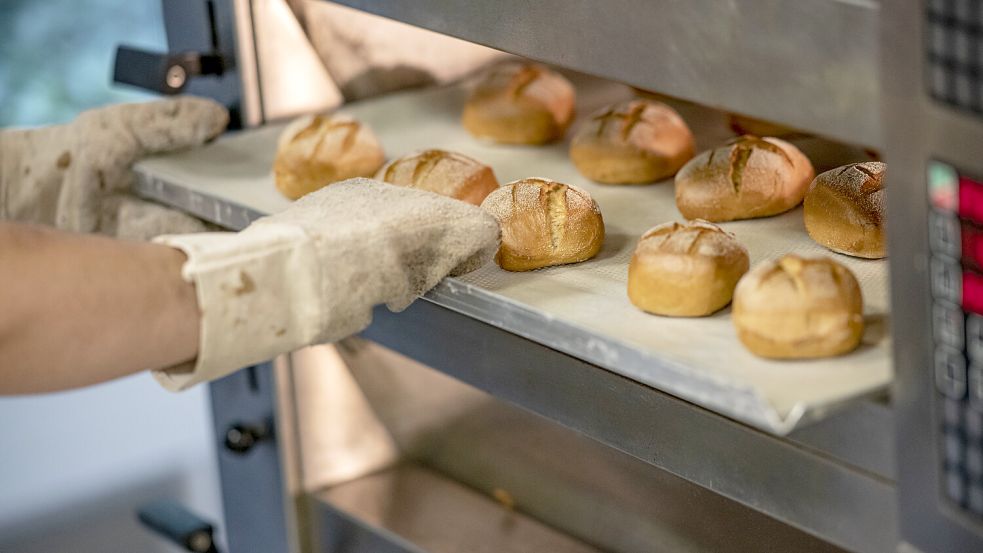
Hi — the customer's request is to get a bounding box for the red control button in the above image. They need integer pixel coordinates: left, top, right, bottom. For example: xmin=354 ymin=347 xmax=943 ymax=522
xmin=965 ymin=270 xmax=983 ymax=315
xmin=959 ymin=177 xmax=983 ymax=225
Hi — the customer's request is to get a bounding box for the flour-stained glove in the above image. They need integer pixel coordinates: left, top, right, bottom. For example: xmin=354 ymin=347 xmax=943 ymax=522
xmin=0 ymin=97 xmax=228 ymax=238
xmin=151 ymin=178 xmax=500 ymax=391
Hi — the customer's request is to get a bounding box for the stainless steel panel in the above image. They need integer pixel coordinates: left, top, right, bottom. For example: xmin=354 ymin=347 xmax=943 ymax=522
xmin=208 ymin=363 xmax=295 ymax=553
xmin=311 ymin=465 xmax=600 ymax=553
xmin=787 ymin=396 xmax=896 ymax=479
xmin=332 ymin=340 xmax=851 ymax=552
xmin=357 ymin=304 xmax=897 ymax=553
xmin=326 ymin=0 xmax=881 ymax=147
xmin=883 ymin=3 xmax=983 ymax=552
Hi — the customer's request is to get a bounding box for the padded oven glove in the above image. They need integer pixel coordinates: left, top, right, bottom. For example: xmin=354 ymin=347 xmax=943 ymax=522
xmin=151 ymin=178 xmax=501 ymax=391
xmin=0 ymin=97 xmax=229 ymax=239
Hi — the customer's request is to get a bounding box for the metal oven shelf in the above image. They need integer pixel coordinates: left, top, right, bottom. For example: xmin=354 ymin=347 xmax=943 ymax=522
xmin=134 ymin=74 xmax=891 ymax=436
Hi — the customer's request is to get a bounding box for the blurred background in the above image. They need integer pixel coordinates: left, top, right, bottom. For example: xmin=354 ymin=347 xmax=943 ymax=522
xmin=0 ymin=1 xmax=224 ymax=551
xmin=1 ymin=0 xmax=160 ymax=126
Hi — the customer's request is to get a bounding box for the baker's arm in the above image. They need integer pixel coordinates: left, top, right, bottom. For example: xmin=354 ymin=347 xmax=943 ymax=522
xmin=0 ymin=179 xmax=499 ymax=395
xmin=0 ymin=222 xmax=199 ymax=393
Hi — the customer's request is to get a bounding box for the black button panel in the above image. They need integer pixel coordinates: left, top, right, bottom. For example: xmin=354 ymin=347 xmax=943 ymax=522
xmin=925 ymin=0 xmax=983 ymax=114
xmin=928 ymin=159 xmax=983 ymax=519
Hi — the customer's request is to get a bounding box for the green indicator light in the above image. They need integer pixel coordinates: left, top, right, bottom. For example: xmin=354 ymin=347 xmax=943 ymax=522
xmin=928 ymin=160 xmax=959 ymax=212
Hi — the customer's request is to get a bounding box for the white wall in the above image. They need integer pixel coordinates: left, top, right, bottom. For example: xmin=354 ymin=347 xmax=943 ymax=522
xmin=0 ymin=374 xmax=224 ymax=552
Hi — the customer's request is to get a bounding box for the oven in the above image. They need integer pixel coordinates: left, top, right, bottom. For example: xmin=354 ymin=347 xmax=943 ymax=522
xmin=119 ymin=2 xmax=983 ymax=552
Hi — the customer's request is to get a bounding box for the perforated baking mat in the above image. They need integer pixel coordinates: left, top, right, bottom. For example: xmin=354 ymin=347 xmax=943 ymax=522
xmin=134 ymin=74 xmax=891 ymax=435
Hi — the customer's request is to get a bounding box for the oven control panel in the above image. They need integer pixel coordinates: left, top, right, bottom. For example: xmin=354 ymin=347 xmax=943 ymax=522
xmin=926 ymin=0 xmax=983 ymax=115
xmin=930 ymin=160 xmax=983 ymax=518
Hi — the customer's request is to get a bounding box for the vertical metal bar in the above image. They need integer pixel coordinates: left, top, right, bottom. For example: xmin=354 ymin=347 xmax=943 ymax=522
xmin=208 ymin=363 xmax=291 ymax=553
xmin=160 ymin=0 xmax=259 ymax=128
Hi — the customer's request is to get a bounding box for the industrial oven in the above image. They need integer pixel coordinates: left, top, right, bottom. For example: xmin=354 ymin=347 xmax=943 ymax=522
xmin=117 ymin=1 xmax=983 ymax=552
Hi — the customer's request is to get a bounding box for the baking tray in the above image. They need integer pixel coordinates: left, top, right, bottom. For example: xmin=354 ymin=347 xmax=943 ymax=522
xmin=134 ymin=74 xmax=891 ymax=435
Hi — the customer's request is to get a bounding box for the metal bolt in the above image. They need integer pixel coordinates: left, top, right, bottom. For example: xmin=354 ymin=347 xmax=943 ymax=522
xmin=187 ymin=530 xmax=213 ymax=553
xmin=165 ymin=65 xmax=187 ymax=90
xmin=225 ymin=422 xmax=269 ymax=454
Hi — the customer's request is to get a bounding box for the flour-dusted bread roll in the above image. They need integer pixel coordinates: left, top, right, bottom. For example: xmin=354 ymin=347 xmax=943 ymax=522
xmin=480 ymin=177 xmax=604 ymax=271
xmin=628 ymin=220 xmax=749 ymax=317
xmin=374 ymin=149 xmax=499 ymax=205
xmin=462 ymin=62 xmax=575 ymax=145
xmin=273 ymin=114 xmax=385 ymax=200
xmin=570 ymin=99 xmax=695 ymax=184
xmin=804 ymin=162 xmax=886 ymax=259
xmin=675 ymin=135 xmax=815 ymax=222
xmin=733 ymin=255 xmax=864 ymax=359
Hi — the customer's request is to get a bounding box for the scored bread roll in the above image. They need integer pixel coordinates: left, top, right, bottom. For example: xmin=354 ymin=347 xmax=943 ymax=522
xmin=804 ymin=162 xmax=886 ymax=259
xmin=375 ymin=149 xmax=499 ymax=205
xmin=628 ymin=220 xmax=749 ymax=317
xmin=480 ymin=177 xmax=604 ymax=271
xmin=570 ymin=99 xmax=695 ymax=184
xmin=674 ymin=135 xmax=815 ymax=222
xmin=273 ymin=114 xmax=385 ymax=200
xmin=732 ymin=255 xmax=864 ymax=359
xmin=462 ymin=62 xmax=575 ymax=145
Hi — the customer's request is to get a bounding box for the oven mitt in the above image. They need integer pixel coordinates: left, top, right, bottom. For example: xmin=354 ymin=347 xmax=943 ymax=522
xmin=151 ymin=178 xmax=500 ymax=391
xmin=0 ymin=96 xmax=228 ymax=239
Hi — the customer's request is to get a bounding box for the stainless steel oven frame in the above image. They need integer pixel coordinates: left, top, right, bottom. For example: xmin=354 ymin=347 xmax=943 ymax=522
xmin=134 ymin=1 xmax=983 ymax=552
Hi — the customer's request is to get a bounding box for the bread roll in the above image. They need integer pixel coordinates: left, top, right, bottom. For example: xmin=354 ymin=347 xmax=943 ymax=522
xmin=462 ymin=62 xmax=575 ymax=145
xmin=480 ymin=178 xmax=604 ymax=271
xmin=375 ymin=149 xmax=499 ymax=205
xmin=732 ymin=255 xmax=864 ymax=359
xmin=674 ymin=136 xmax=815 ymax=222
xmin=804 ymin=162 xmax=886 ymax=259
xmin=273 ymin=114 xmax=385 ymax=200
xmin=570 ymin=99 xmax=695 ymax=184
xmin=628 ymin=220 xmax=749 ymax=317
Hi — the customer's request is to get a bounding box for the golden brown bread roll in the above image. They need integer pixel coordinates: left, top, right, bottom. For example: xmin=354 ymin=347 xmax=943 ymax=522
xmin=732 ymin=255 xmax=864 ymax=359
xmin=462 ymin=62 xmax=575 ymax=145
xmin=674 ymin=135 xmax=815 ymax=222
xmin=273 ymin=114 xmax=385 ymax=200
xmin=374 ymin=149 xmax=499 ymax=205
xmin=569 ymin=99 xmax=695 ymax=184
xmin=628 ymin=220 xmax=749 ymax=317
xmin=480 ymin=177 xmax=604 ymax=271
xmin=804 ymin=162 xmax=886 ymax=259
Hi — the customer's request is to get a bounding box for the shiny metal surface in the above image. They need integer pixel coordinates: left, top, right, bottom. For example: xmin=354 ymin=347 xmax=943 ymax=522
xmin=787 ymin=396 xmax=895 ymax=479
xmin=356 ymin=306 xmax=896 ymax=553
xmin=311 ymin=465 xmax=601 ymax=553
xmin=250 ymin=0 xmax=342 ymax=123
xmin=327 ymin=0 xmax=881 ymax=148
xmin=163 ymin=0 xmax=339 ymax=127
xmin=208 ymin=363 xmax=295 ymax=553
xmin=163 ymin=0 xmax=255 ymax=126
xmin=331 ymin=340 xmax=850 ymax=553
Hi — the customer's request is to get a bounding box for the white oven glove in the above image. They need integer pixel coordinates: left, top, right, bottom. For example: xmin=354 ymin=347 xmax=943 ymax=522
xmin=0 ymin=97 xmax=228 ymax=239
xmin=151 ymin=178 xmax=500 ymax=391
